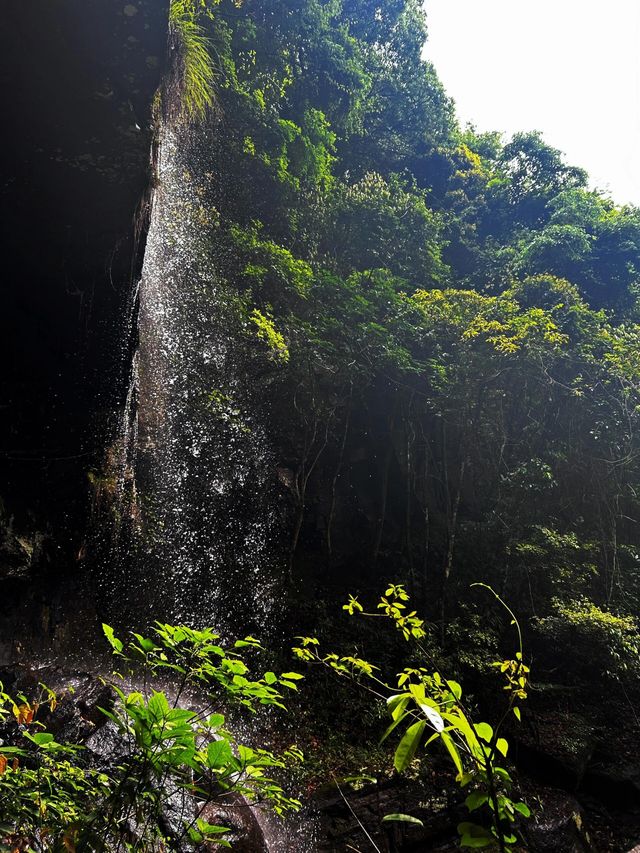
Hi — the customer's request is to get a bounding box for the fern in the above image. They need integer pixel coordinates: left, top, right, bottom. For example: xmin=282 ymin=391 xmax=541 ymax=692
xmin=168 ymin=0 xmax=216 ymax=121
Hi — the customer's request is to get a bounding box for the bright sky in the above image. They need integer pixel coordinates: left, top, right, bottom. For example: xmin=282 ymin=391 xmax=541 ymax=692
xmin=424 ymin=0 xmax=640 ymax=206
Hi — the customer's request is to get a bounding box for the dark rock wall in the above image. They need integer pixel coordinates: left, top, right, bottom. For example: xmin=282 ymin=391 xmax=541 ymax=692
xmin=0 ymin=1 xmax=168 ymax=655
xmin=0 ymin=0 xmax=167 ymax=532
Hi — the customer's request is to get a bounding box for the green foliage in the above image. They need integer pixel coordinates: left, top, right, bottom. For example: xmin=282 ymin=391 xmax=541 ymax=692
xmin=168 ymin=0 xmax=217 ymax=121
xmin=229 ymin=222 xmax=313 ymax=300
xmin=249 ymin=308 xmax=290 ymax=362
xmin=326 ymin=172 xmax=448 ymax=286
xmin=0 ymin=624 xmax=303 ymax=850
xmin=535 ymin=600 xmax=640 ymax=683
xmin=158 ymin=0 xmax=640 ymax=811
xmin=294 ymin=585 xmax=531 ymax=852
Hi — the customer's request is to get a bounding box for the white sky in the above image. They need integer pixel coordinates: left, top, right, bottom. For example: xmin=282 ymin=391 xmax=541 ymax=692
xmin=423 ymin=0 xmax=640 ymax=206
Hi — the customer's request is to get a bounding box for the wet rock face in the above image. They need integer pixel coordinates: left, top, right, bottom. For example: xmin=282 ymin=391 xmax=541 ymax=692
xmin=0 ymin=494 xmax=100 ymax=666
xmin=201 ymin=797 xmax=269 ymax=852
xmin=525 ymin=788 xmax=594 ymax=852
xmin=0 ymin=502 xmax=40 ymax=582
xmin=0 ymin=1 xmax=168 ymax=655
xmin=0 ymin=0 xmax=167 ymax=534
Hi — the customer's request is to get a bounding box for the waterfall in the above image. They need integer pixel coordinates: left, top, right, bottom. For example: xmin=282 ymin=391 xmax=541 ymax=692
xmin=93 ymin=104 xmax=319 ymax=853
xmin=103 ymin=120 xmax=286 ymax=635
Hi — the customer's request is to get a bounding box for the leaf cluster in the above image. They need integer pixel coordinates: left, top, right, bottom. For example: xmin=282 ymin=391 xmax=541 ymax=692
xmin=0 ymin=624 xmax=304 ymax=851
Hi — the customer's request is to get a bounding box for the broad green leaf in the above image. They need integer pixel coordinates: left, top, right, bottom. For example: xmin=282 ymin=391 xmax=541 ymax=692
xmin=148 ymin=691 xmax=170 ymax=720
xmin=446 ymin=679 xmax=463 ymax=700
xmin=382 ymin=813 xmax=424 ymax=826
xmin=460 ymin=836 xmax=493 ymax=848
xmin=394 ymin=720 xmax=426 ymax=772
xmin=441 ymin=731 xmax=463 ymax=776
xmin=26 ymin=732 xmax=55 ymax=747
xmin=132 ymin=633 xmax=157 ymax=653
xmin=207 ymin=739 xmax=233 ymax=769
xmin=196 ymin=819 xmax=231 ymax=835
xmin=442 ymin=710 xmax=479 ymax=751
xmin=465 ymin=791 xmax=488 ymax=812
xmin=387 ymin=693 xmax=410 ymax=721
xmin=458 ymin=822 xmax=493 ymax=848
xmin=496 ymin=737 xmax=509 ymax=757
xmin=474 ymin=722 xmax=493 ymax=743
xmin=494 ymin=766 xmax=513 ymax=783
xmin=409 ymin=683 xmax=426 ymax=703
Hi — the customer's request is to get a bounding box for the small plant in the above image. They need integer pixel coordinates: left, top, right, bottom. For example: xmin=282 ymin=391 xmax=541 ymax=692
xmin=168 ymin=0 xmax=217 ymax=121
xmin=0 ymin=623 xmax=303 ymax=850
xmin=294 ymin=583 xmax=530 ymax=851
xmin=249 ymin=308 xmax=290 ymax=362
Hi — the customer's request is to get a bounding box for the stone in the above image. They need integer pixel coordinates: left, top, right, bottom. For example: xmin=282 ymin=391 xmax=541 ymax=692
xmin=526 ymin=787 xmax=594 ymax=853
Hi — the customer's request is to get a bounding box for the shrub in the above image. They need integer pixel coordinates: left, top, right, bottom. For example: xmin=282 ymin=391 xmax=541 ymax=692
xmin=0 ymin=623 xmax=303 ymax=850
xmin=535 ymin=599 xmax=640 ymax=684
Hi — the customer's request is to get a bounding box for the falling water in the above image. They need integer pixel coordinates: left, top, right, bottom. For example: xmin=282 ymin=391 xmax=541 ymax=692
xmin=104 ymin=121 xmax=287 ymax=635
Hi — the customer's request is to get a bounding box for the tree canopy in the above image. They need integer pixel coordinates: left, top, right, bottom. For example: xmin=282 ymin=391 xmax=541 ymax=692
xmin=175 ymin=0 xmax=640 ymax=701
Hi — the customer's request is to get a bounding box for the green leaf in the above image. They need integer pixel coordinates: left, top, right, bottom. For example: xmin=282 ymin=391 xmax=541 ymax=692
xmin=408 ymin=683 xmax=426 ymax=703
xmin=496 ymin=737 xmax=509 ymax=757
xmin=234 ymin=637 xmax=262 ymax=649
xmin=474 ymin=722 xmax=493 ymax=743
xmin=513 ymin=707 xmax=521 ymax=722
xmin=457 ymin=822 xmax=493 ymax=848
xmin=465 ymin=791 xmax=488 ymax=812
xmin=341 ymin=774 xmax=377 ymax=785
xmin=132 ymin=633 xmax=157 ymax=653
xmin=148 ymin=691 xmax=170 ymax=720
xmin=207 ymin=739 xmax=233 ymax=768
xmin=394 ymin=720 xmax=426 ymax=772
xmin=442 ymin=710 xmax=479 ymax=750
xmin=28 ymin=732 xmax=55 ymax=747
xmin=460 ymin=836 xmax=493 ymax=848
xmin=196 ymin=819 xmax=231 ymax=836
xmin=493 ymin=766 xmax=513 ymax=783
xmin=446 ymin=679 xmax=463 ymax=700
xmin=514 ymin=801 xmax=531 ymax=817
xmin=382 ymin=813 xmax=424 ymax=826
xmin=387 ymin=693 xmax=410 ymax=721
xmin=441 ymin=731 xmax=463 ymax=776
xmin=102 ymin=624 xmax=123 ymax=654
